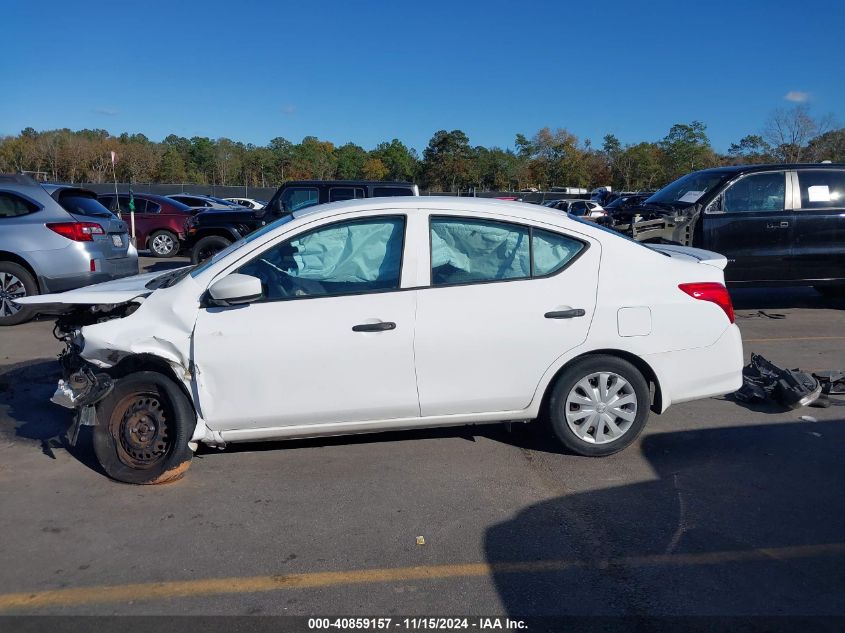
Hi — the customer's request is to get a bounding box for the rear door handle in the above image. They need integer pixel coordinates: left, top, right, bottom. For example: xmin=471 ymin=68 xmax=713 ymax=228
xmin=544 ymin=309 xmax=586 ymax=319
xmin=766 ymin=221 xmax=790 ymax=229
xmin=352 ymin=321 xmax=396 ymax=332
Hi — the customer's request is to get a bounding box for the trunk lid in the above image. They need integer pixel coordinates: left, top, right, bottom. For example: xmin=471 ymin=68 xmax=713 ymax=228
xmin=647 ymin=244 xmax=728 ymax=270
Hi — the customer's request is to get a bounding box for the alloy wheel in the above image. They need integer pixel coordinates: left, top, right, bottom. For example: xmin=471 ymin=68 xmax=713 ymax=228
xmin=151 ymin=233 xmax=176 ymax=256
xmin=0 ymin=272 xmax=26 ymax=317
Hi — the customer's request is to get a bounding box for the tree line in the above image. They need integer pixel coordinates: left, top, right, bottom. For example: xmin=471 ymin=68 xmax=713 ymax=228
xmin=1 ymin=104 xmax=842 ymax=193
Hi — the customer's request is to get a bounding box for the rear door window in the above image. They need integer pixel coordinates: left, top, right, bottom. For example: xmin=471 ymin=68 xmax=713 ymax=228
xmin=430 ymin=218 xmax=530 ymax=285
xmin=723 ymin=172 xmax=785 ymax=213
xmin=0 ymin=192 xmax=39 ymax=218
xmin=797 ymin=170 xmax=845 ymax=209
xmin=281 ymin=187 xmax=319 ymax=212
xmin=429 ymin=218 xmax=585 ymax=286
xmin=329 ymin=187 xmax=366 ymax=202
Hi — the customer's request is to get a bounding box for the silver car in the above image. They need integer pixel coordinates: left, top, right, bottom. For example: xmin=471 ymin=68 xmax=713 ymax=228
xmin=0 ymin=174 xmax=138 ymax=325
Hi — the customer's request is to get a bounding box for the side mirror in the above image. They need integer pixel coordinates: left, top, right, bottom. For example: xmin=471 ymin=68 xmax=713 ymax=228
xmin=207 ymin=274 xmax=263 ymax=306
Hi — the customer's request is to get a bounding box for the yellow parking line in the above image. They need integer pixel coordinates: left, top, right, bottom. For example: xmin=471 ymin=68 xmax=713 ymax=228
xmin=1 ymin=542 xmax=843 ymax=611
xmin=743 ymin=336 xmax=845 ymax=343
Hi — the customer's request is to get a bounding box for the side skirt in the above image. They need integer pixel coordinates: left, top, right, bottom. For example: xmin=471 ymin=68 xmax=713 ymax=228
xmin=216 ymin=410 xmax=535 ymax=445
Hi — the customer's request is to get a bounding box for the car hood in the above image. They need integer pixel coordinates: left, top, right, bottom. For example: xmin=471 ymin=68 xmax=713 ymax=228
xmin=15 ymin=270 xmax=166 ymax=311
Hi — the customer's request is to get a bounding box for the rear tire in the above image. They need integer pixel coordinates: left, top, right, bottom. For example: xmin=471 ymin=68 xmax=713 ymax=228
xmin=548 ymin=355 xmax=650 ymax=457
xmin=93 ymin=371 xmax=194 ymax=484
xmin=191 ymin=235 xmax=232 ymax=264
xmin=149 ymin=230 xmax=179 ymax=258
xmin=0 ymin=261 xmax=38 ymax=326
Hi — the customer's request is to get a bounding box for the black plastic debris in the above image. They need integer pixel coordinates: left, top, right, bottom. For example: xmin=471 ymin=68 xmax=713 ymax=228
xmin=735 ymin=353 xmax=823 ymax=409
xmin=813 ymin=370 xmax=845 ymax=396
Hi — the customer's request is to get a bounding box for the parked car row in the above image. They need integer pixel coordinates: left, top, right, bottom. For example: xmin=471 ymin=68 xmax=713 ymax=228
xmin=0 ymin=175 xmax=138 ymax=325
xmin=543 ymin=198 xmax=607 ymax=219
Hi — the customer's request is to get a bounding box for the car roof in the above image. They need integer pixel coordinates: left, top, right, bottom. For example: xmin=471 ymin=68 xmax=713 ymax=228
xmin=285 ymin=180 xmax=415 ymax=187
xmin=291 ymin=195 xmax=600 ymax=234
xmin=694 ymin=163 xmax=845 ymax=176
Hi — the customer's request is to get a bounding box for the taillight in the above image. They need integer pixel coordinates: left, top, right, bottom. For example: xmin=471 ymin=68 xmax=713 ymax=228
xmin=679 ymin=282 xmax=735 ymax=323
xmin=46 ymin=222 xmax=105 ymax=242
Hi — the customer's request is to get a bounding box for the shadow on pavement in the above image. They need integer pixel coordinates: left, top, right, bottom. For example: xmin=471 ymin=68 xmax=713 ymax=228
xmin=730 ymin=286 xmax=845 ymax=311
xmin=142 ymin=259 xmax=191 ymax=274
xmin=485 ymin=420 xmax=845 ymax=618
xmin=0 ymin=359 xmax=100 ymax=471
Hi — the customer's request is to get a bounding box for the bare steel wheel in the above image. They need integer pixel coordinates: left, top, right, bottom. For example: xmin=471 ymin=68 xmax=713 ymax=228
xmin=112 ymin=394 xmax=171 ymax=469
xmin=94 ymin=371 xmax=194 ymax=484
xmin=549 ymin=355 xmax=650 ymax=456
xmin=564 ymin=372 xmax=637 ymax=444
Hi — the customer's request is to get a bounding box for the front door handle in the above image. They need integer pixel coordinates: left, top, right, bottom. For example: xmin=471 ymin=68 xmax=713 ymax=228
xmin=352 ymin=321 xmax=396 ymax=332
xmin=765 ymin=221 xmax=790 ymax=229
xmin=544 ymin=309 xmax=586 ymax=319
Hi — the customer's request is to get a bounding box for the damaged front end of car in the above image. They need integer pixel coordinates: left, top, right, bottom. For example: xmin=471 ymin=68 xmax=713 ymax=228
xmin=50 ymin=302 xmax=143 ymax=445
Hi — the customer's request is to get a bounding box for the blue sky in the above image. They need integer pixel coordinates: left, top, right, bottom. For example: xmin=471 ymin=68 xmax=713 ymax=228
xmin=2 ymin=0 xmax=842 ymax=153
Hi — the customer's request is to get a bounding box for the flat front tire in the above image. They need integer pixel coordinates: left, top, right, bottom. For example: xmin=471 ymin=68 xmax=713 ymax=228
xmin=93 ymin=371 xmax=194 ymax=484
xmin=548 ymin=355 xmax=650 ymax=457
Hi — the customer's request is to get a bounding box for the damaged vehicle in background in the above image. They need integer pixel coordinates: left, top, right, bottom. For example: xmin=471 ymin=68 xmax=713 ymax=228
xmin=19 ymin=197 xmax=743 ymax=484
xmin=609 ymin=164 xmax=845 ymax=295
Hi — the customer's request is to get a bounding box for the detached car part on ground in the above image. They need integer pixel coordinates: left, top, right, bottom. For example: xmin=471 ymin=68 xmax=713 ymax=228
xmin=19 ymin=197 xmax=743 ymax=484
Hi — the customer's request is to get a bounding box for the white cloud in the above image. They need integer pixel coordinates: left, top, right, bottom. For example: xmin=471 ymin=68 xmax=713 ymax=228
xmin=784 ymin=91 xmax=809 ymax=103
xmin=281 ymin=105 xmax=297 ymax=115
xmin=93 ymin=107 xmax=120 ymax=116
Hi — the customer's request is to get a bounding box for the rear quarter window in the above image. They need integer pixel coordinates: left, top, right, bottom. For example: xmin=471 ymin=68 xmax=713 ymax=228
xmin=0 ymin=192 xmax=39 ymax=218
xmin=57 ymin=192 xmax=114 ymax=218
xmin=798 ymin=170 xmax=845 ymax=209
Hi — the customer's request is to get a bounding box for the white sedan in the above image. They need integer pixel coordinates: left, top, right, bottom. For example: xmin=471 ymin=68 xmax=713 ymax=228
xmin=20 ymin=197 xmax=743 ymax=484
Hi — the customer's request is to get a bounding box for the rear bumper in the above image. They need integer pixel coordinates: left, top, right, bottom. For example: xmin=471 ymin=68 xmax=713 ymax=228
xmin=644 ymin=324 xmax=744 ymax=412
xmin=39 ymin=252 xmax=139 ymax=293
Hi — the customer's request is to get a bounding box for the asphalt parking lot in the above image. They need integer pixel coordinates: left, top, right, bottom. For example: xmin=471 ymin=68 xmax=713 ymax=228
xmin=0 ymin=256 xmax=843 ymax=617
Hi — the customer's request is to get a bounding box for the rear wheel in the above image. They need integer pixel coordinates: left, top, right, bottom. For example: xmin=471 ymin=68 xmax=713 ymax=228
xmin=93 ymin=371 xmax=194 ymax=484
xmin=149 ymin=230 xmax=179 ymax=257
xmin=548 ymin=355 xmax=650 ymax=456
xmin=191 ymin=235 xmax=231 ymax=264
xmin=0 ymin=262 xmax=38 ymax=326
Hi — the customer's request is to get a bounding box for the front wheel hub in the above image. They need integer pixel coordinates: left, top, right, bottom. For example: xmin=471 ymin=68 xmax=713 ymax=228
xmin=115 ymin=396 xmax=170 ymax=467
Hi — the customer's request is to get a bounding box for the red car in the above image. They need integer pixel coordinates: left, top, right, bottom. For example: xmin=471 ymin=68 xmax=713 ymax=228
xmin=98 ymin=193 xmax=195 ymax=257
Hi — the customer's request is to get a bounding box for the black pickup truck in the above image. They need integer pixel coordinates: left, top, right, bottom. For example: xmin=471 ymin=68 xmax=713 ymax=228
xmin=606 ymin=164 xmax=845 ymax=295
xmin=184 ymin=180 xmax=419 ymax=263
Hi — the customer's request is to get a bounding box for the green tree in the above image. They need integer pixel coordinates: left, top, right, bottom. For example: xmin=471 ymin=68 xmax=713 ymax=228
xmin=158 ymin=146 xmax=187 ymax=182
xmin=372 ymin=139 xmax=418 ymax=181
xmin=291 ymin=136 xmax=336 ymax=180
xmin=727 ymin=135 xmax=774 ymax=164
xmin=421 ymin=129 xmax=474 ymax=192
xmin=335 ymin=143 xmax=368 ymax=179
xmin=659 ymin=121 xmax=715 ymax=180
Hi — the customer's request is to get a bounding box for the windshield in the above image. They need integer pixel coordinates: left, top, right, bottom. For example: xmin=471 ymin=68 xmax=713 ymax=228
xmin=646 ymin=171 xmax=729 ymax=207
xmin=189 ymin=214 xmax=295 ymax=278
